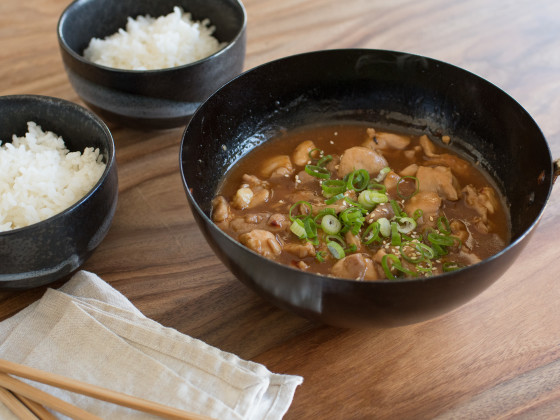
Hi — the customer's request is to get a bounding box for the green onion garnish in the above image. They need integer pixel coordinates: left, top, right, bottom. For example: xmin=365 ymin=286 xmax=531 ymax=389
xmin=290 ymin=219 xmax=306 ymax=238
xmin=358 ymin=190 xmax=388 ymax=210
xmin=374 ymin=167 xmax=391 ymax=182
xmin=305 ymin=164 xmax=331 ymax=179
xmin=346 ymin=169 xmax=370 ymax=191
xmin=361 ymin=221 xmax=382 ymax=245
xmin=396 ymin=217 xmax=417 ymax=234
xmin=321 ymin=214 xmax=342 ymax=235
xmin=390 ymin=221 xmax=401 ymax=246
xmin=325 ymin=193 xmax=345 ymax=205
xmin=396 ymin=175 xmax=420 ymax=199
xmin=322 ymin=179 xmax=346 ymax=197
xmin=437 ymin=215 xmax=451 ymax=235
xmin=378 ymin=217 xmax=391 ymax=237
xmin=327 ymin=241 xmax=346 ymax=259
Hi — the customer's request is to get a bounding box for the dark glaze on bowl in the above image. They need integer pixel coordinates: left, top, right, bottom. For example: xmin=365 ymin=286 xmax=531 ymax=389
xmin=57 ymin=0 xmax=247 ymax=129
xmin=0 ymin=95 xmax=118 ymax=289
xmin=180 ymin=49 xmax=555 ymax=328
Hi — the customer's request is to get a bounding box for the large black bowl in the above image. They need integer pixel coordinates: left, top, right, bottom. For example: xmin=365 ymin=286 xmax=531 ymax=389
xmin=57 ymin=0 xmax=246 ymax=129
xmin=180 ymin=49 xmax=557 ymax=328
xmin=0 ymin=95 xmax=118 ymax=289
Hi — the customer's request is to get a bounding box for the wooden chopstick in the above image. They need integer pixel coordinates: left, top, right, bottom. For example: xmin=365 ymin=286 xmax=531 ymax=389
xmin=0 ymin=386 xmax=39 ymax=419
xmin=0 ymin=359 xmax=215 ymax=420
xmin=0 ymin=373 xmax=101 ymax=420
xmin=15 ymin=394 xmax=58 ymax=420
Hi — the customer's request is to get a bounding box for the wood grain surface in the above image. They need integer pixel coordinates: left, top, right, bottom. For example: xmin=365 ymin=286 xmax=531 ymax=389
xmin=1 ymin=0 xmax=559 ymax=418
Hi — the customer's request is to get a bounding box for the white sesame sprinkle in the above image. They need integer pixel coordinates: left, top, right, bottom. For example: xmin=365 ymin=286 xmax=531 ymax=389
xmin=221 ymin=144 xmax=227 ymax=151
xmin=330 ymin=140 xmax=334 ymax=144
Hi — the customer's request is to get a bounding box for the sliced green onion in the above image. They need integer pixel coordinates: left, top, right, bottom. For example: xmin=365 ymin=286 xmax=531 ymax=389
xmin=374 ymin=167 xmax=391 ymax=182
xmin=416 ymin=260 xmax=434 ymax=273
xmin=304 ymin=217 xmax=317 ymax=238
xmin=317 ymin=154 xmax=333 ymax=167
xmin=396 ymin=176 xmax=420 ymax=200
xmin=308 ymin=148 xmax=322 ymax=160
xmin=390 ymin=221 xmax=401 ymax=246
xmin=427 ymin=232 xmax=455 ymax=247
xmin=321 ymin=214 xmax=342 ymax=235
xmin=346 ymin=169 xmax=370 ymax=191
xmin=367 ymin=182 xmax=387 ymax=193
xmin=358 ymin=190 xmax=389 ymax=210
xmin=437 ymin=215 xmax=452 ymax=235
xmin=346 ymin=243 xmax=358 ymax=253
xmin=390 ymin=199 xmax=404 ymax=218
xmin=314 ymin=208 xmax=337 ymax=225
xmin=316 ymin=250 xmax=326 ymax=263
xmin=378 ymin=217 xmax=391 ymax=237
xmin=400 ymin=243 xmax=425 ymax=264
xmin=305 ymin=164 xmax=331 ymax=179
xmin=325 ymin=193 xmax=345 ymax=205
xmin=361 ymin=221 xmax=381 ymax=245
xmin=442 ymin=261 xmax=464 ymax=272
xmin=327 ymin=241 xmax=346 ymax=259
xmin=289 ymin=200 xmax=313 ymax=221
xmin=381 ymin=254 xmax=416 ymax=279
xmin=415 ymin=242 xmax=436 ymax=260
xmin=413 ymin=209 xmax=424 ymax=221
xmin=290 ymin=219 xmax=306 ymax=239
xmin=396 ymin=217 xmax=417 ymax=234
xmin=322 ymin=179 xmax=346 ymax=197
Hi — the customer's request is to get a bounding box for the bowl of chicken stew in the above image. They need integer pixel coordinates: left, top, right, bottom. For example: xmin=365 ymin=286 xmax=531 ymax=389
xmin=180 ymin=49 xmax=555 ymax=328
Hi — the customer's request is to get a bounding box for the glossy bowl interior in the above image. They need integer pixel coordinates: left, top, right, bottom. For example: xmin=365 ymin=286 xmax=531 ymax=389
xmin=180 ymin=49 xmax=553 ymax=328
xmin=57 ymin=0 xmax=247 ymax=129
xmin=0 ymin=95 xmax=118 ymax=289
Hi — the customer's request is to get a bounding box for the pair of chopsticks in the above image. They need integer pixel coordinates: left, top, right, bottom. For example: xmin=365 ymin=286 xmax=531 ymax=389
xmin=0 ymin=359 xmax=215 ymax=420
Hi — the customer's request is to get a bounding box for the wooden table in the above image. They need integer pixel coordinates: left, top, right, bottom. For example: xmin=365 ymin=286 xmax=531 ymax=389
xmin=1 ymin=0 xmax=560 ymax=418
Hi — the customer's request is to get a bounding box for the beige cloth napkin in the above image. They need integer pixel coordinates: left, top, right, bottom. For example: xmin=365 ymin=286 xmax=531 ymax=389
xmin=0 ymin=270 xmax=303 ymax=419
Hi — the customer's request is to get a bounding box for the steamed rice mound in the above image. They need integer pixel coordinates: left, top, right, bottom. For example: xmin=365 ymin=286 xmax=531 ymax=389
xmin=0 ymin=122 xmax=106 ymax=232
xmin=83 ymin=6 xmax=226 ymax=71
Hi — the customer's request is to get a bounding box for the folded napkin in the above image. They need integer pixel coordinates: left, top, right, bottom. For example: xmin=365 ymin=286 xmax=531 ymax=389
xmin=0 ymin=271 xmax=303 ymax=419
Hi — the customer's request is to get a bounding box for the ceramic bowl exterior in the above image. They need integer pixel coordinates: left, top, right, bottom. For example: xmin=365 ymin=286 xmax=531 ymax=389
xmin=0 ymin=95 xmax=118 ymax=289
xmin=180 ymin=49 xmax=553 ymax=328
xmin=58 ymin=0 xmax=246 ymax=129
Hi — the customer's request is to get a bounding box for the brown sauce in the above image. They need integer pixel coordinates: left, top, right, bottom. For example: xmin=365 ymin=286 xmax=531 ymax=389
xmin=212 ymin=122 xmax=510 ymax=281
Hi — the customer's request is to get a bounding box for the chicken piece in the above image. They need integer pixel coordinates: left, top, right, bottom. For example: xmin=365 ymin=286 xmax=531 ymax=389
xmin=230 ymin=213 xmax=265 ymax=233
xmin=344 ymin=231 xmax=362 ymax=251
xmin=292 ymin=140 xmax=317 ymax=166
xmin=267 ymin=213 xmax=289 ymax=231
xmin=241 ymin=174 xmax=268 ymax=188
xmin=260 ymin=155 xmax=294 ymax=179
xmin=450 ymin=219 xmax=471 ymax=249
xmin=400 ymin=164 xmax=418 ymax=177
xmin=212 ymin=196 xmax=231 ymax=223
xmin=419 ymin=135 xmax=438 ymax=157
xmin=248 ymin=189 xmax=270 ymax=208
xmin=383 ymin=170 xmax=401 ymax=191
xmin=416 ymin=166 xmax=460 ymax=201
xmin=337 ymin=146 xmax=388 ymax=178
xmin=367 ymin=202 xmax=395 ymax=223
xmin=232 ymin=187 xmax=254 ymax=210
xmin=419 ymin=135 xmax=471 ymax=177
xmin=331 ymin=253 xmax=378 ymax=281
xmin=239 ymin=229 xmax=282 ymax=258
xmin=404 ymin=191 xmax=442 ymax=226
xmin=462 ymin=185 xmax=499 ymax=222
xmin=284 ymin=241 xmax=316 ymax=258
xmin=363 ymin=128 xmax=411 ymax=150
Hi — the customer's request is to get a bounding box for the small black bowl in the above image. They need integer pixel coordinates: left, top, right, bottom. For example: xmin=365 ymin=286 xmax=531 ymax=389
xmin=180 ymin=49 xmax=557 ymax=328
xmin=0 ymin=95 xmax=118 ymax=289
xmin=57 ymin=0 xmax=246 ymax=130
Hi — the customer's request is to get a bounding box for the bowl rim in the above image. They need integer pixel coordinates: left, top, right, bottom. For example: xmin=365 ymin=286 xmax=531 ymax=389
xmin=179 ymin=47 xmax=555 ymax=285
xmin=0 ymin=94 xmax=116 ymax=236
xmin=56 ymin=0 xmax=248 ymax=74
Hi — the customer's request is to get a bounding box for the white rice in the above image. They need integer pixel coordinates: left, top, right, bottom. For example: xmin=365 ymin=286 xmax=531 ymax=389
xmin=0 ymin=122 xmax=106 ymax=232
xmin=83 ymin=6 xmax=226 ymax=71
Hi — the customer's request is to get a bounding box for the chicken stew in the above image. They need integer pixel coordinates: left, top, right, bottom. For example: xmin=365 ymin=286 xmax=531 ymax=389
xmin=212 ymin=123 xmax=510 ymax=281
